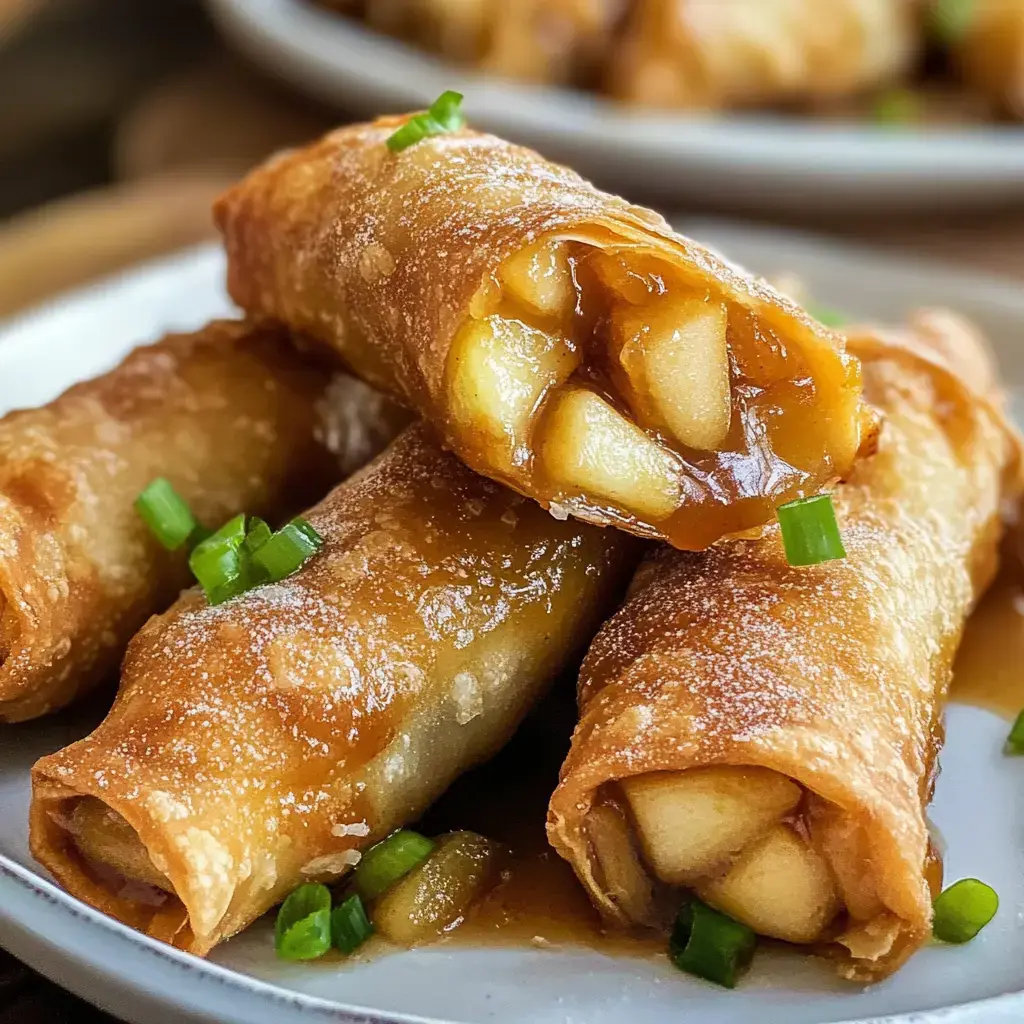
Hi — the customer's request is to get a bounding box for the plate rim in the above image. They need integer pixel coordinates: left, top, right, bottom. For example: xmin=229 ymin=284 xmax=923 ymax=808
xmin=2 ymin=237 xmax=1024 ymax=1024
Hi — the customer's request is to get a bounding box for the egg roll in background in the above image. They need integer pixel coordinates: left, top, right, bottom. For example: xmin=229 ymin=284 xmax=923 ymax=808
xmin=361 ymin=0 xmax=625 ymax=86
xmin=954 ymin=0 xmax=1024 ymax=119
xmin=215 ymin=119 xmax=870 ymax=551
xmin=606 ymin=0 xmax=918 ymax=110
xmin=548 ymin=310 xmax=1021 ymax=981
xmin=0 ymin=320 xmax=407 ymax=723
xmin=30 ymin=424 xmax=639 ymax=955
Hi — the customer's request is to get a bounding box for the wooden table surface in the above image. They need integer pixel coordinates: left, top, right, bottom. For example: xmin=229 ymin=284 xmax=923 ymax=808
xmin=2 ymin=8 xmax=1023 ymax=1023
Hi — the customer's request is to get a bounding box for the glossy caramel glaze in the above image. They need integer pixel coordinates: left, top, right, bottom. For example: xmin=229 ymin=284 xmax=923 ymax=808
xmin=215 ymin=118 xmax=868 ymax=550
xmin=30 ymin=425 xmax=639 ymax=955
xmin=0 ymin=321 xmax=396 ymax=723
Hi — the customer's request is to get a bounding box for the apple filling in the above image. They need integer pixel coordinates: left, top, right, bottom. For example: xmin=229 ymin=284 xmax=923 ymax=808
xmin=446 ymin=235 xmax=860 ymax=548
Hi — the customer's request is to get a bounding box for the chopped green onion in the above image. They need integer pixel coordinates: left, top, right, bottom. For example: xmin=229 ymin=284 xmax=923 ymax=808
xmin=242 ymin=516 xmax=273 ymax=557
xmin=872 ymin=88 xmax=919 ymax=126
xmin=252 ymin=517 xmax=324 ymax=582
xmin=189 ymin=513 xmax=248 ymax=606
xmin=931 ymin=0 xmax=974 ymax=44
xmin=777 ymin=494 xmax=846 ymax=567
xmin=669 ymin=899 xmax=757 ymax=989
xmin=386 ymin=90 xmax=466 ymax=152
xmin=1005 ymin=709 xmax=1024 ymax=754
xmin=807 ymin=304 xmax=847 ymax=329
xmin=354 ymin=830 xmax=435 ymax=901
xmin=135 ymin=478 xmax=197 ymax=551
xmin=331 ymin=894 xmax=374 ymax=954
xmin=932 ymin=878 xmax=998 ymax=943
xmin=275 ymin=883 xmax=332 ymax=960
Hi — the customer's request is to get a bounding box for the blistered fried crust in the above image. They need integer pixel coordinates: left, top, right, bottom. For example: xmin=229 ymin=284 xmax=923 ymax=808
xmin=0 ymin=321 xmax=400 ymax=723
xmin=31 ymin=425 xmax=638 ymax=954
xmin=606 ymin=0 xmax=918 ymax=109
xmin=548 ymin=313 xmax=1020 ymax=981
xmin=215 ymin=118 xmax=869 ymax=550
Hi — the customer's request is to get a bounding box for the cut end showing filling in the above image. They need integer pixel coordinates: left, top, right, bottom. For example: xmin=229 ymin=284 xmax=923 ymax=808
xmin=445 ymin=235 xmax=865 ymax=549
xmin=586 ymin=766 xmax=915 ymax=968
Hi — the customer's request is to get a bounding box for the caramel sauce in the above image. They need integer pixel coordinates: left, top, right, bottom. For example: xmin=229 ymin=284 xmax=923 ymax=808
xmin=950 ymin=565 xmax=1024 ymax=719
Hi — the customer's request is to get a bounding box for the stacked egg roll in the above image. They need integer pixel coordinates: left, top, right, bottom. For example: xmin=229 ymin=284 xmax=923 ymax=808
xmin=606 ymin=0 xmax=918 ymax=110
xmin=215 ymin=119 xmax=870 ymax=551
xmin=30 ymin=426 xmax=638 ymax=954
xmin=953 ymin=0 xmax=1024 ymax=118
xmin=548 ymin=312 xmax=1020 ymax=981
xmin=0 ymin=321 xmax=404 ymax=723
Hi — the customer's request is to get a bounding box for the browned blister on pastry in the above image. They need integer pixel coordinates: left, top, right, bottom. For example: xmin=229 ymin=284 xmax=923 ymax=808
xmin=607 ymin=0 xmax=919 ymax=110
xmin=0 ymin=320 xmax=406 ymax=723
xmin=30 ymin=425 xmax=638 ymax=954
xmin=548 ymin=311 xmax=1021 ymax=980
xmin=215 ymin=119 xmax=871 ymax=550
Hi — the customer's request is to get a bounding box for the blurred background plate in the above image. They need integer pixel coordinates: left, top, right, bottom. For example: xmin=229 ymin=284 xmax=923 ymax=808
xmin=207 ymin=0 xmax=1024 ymax=214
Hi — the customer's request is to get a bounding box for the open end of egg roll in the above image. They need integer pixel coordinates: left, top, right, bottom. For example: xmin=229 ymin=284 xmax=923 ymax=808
xmin=548 ymin=311 xmax=1021 ymax=981
xmin=215 ymin=119 xmax=871 ymax=550
xmin=31 ymin=424 xmax=638 ymax=954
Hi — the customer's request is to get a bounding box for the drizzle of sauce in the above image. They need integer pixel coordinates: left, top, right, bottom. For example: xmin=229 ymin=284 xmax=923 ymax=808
xmin=951 ymin=565 xmax=1024 ymax=719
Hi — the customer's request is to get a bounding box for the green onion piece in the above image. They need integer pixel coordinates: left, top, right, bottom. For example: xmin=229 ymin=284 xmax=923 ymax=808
xmin=331 ymin=893 xmax=374 ymax=954
xmin=252 ymin=518 xmax=323 ymax=583
xmin=354 ymin=830 xmax=435 ymax=901
xmin=386 ymin=90 xmax=465 ymax=152
xmin=668 ymin=899 xmax=757 ymax=989
xmin=807 ymin=304 xmax=847 ymax=329
xmin=242 ymin=516 xmax=273 ymax=556
xmin=931 ymin=0 xmax=974 ymax=44
xmin=275 ymin=883 xmax=332 ymax=961
xmin=933 ymin=878 xmax=998 ymax=943
xmin=777 ymin=494 xmax=846 ymax=567
xmin=135 ymin=478 xmax=197 ymax=551
xmin=189 ymin=513 xmax=248 ymax=606
xmin=872 ymin=88 xmax=919 ymax=126
xmin=1004 ymin=708 xmax=1024 ymax=754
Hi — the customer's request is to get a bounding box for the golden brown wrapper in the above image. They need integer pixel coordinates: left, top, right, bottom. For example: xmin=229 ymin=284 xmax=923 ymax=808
xmin=30 ymin=425 xmax=639 ymax=955
xmin=607 ymin=0 xmax=918 ymax=110
xmin=215 ymin=119 xmax=869 ymax=550
xmin=0 ymin=320 xmax=406 ymax=723
xmin=547 ymin=312 xmax=1021 ymax=980
xmin=954 ymin=0 xmax=1024 ymax=119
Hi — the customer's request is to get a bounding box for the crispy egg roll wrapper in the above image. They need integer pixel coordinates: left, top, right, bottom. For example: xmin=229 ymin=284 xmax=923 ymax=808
xmin=30 ymin=425 xmax=638 ymax=955
xmin=360 ymin=0 xmax=624 ymax=86
xmin=548 ymin=313 xmax=1021 ymax=980
xmin=0 ymin=321 xmax=406 ymax=723
xmin=607 ymin=0 xmax=918 ymax=110
xmin=215 ymin=120 xmax=870 ymax=551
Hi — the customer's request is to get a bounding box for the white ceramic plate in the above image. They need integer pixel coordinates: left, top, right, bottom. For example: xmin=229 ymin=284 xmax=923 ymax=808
xmin=205 ymin=0 xmax=1024 ymax=213
xmin=2 ymin=230 xmax=1024 ymax=1024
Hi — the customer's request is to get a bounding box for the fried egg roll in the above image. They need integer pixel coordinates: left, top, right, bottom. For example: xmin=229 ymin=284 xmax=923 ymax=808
xmin=954 ymin=0 xmax=1024 ymax=119
xmin=548 ymin=312 xmax=1020 ymax=980
xmin=0 ymin=320 xmax=405 ymax=723
xmin=215 ymin=120 xmax=870 ymax=550
xmin=607 ymin=0 xmax=917 ymax=110
xmin=30 ymin=425 xmax=638 ymax=955
xmin=361 ymin=0 xmax=623 ymax=86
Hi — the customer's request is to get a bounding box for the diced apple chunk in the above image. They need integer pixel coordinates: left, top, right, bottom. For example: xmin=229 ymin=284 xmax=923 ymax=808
xmin=499 ymin=240 xmax=576 ymax=318
xmin=69 ymin=798 xmax=171 ymax=891
xmin=448 ymin=314 xmax=580 ymax=468
xmin=538 ymin=388 xmax=681 ymax=520
xmin=372 ymin=831 xmax=503 ymax=946
xmin=698 ymin=824 xmax=840 ymax=944
xmin=587 ymin=803 xmax=655 ymax=924
xmin=620 ymin=767 xmax=801 ymax=884
xmin=614 ymin=297 xmax=732 ymax=451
